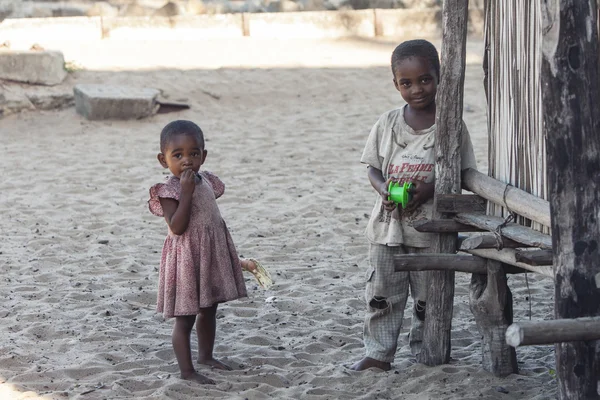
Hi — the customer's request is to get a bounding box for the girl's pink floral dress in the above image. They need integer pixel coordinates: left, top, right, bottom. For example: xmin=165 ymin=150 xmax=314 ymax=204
xmin=149 ymin=171 xmax=247 ymax=318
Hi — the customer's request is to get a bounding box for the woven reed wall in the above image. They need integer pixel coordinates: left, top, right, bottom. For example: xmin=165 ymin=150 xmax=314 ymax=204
xmin=484 ymin=0 xmax=548 ymax=232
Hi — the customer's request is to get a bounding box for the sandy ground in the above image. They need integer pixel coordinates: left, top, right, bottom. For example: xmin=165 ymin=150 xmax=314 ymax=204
xmin=0 ymin=35 xmax=557 ymax=399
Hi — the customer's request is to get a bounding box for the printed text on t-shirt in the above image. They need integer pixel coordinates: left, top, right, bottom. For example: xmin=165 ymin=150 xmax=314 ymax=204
xmin=388 ymin=163 xmax=434 ymax=174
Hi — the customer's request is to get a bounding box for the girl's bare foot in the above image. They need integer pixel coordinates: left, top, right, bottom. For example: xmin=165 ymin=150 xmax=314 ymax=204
xmin=350 ymin=357 xmax=391 ymax=371
xmin=181 ymin=371 xmax=215 ymax=384
xmin=197 ymin=357 xmax=233 ymax=371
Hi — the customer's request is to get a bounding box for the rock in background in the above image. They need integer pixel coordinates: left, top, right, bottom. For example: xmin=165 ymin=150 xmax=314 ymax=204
xmin=0 ymin=83 xmax=74 ymax=118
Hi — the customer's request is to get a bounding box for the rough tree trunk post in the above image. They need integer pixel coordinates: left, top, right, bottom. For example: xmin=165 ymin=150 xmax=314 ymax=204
xmin=418 ymin=0 xmax=469 ymax=366
xmin=470 ymin=260 xmax=518 ymax=377
xmin=541 ymin=1 xmax=600 ymax=399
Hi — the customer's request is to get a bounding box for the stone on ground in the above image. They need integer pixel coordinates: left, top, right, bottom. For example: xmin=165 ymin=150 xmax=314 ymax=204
xmin=74 ymin=84 xmax=161 ymax=120
xmin=0 ymin=50 xmax=68 ymax=86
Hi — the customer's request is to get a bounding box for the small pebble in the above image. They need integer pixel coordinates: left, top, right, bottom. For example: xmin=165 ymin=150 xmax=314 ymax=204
xmin=495 ymin=386 xmax=509 ymax=394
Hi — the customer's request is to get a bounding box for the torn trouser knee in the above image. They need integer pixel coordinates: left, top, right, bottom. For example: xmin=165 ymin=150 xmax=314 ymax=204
xmin=363 ymin=244 xmax=411 ymax=362
xmin=363 ymin=293 xmax=406 ymax=362
xmin=369 ymin=296 xmax=392 ymax=311
xmin=365 ymin=295 xmax=394 ymax=333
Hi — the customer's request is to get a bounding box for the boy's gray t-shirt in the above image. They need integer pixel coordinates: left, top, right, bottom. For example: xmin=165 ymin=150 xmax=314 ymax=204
xmin=361 ymin=106 xmax=477 ymax=248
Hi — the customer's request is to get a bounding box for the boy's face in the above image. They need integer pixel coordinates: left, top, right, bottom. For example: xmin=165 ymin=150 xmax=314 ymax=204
xmin=157 ymin=134 xmax=207 ymax=178
xmin=393 ymin=56 xmax=438 ymax=110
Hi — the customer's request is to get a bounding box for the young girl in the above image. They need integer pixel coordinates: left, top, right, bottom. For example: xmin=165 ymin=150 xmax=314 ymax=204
xmin=148 ymin=119 xmax=260 ymax=384
xmin=351 ymin=39 xmax=477 ymax=371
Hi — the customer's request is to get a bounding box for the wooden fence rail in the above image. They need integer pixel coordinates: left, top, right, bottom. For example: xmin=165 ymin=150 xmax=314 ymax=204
xmin=506 ymin=318 xmax=600 ymax=347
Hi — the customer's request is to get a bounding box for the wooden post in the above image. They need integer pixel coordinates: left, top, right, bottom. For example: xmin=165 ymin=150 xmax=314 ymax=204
xmin=241 ymin=13 xmax=250 ymax=37
xmin=373 ymin=9 xmax=383 ymax=37
xmin=100 ymin=16 xmax=110 ymax=39
xmin=418 ymin=0 xmax=469 ymax=366
xmin=541 ymin=1 xmax=600 ymax=399
xmin=470 ymin=260 xmax=518 ymax=377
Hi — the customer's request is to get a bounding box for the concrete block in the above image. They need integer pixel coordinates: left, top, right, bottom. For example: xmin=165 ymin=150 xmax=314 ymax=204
xmin=74 ymin=84 xmax=160 ymax=120
xmin=0 ymin=50 xmax=68 ymax=86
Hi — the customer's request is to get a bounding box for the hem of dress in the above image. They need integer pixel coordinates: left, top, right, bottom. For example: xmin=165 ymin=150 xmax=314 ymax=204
xmin=157 ymin=294 xmax=248 ymax=318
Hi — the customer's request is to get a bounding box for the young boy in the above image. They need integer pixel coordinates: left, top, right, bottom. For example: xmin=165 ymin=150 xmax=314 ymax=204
xmin=351 ymin=39 xmax=477 ymax=371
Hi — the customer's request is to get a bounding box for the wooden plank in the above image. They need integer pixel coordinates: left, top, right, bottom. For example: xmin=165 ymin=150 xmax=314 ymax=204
xmin=413 ymin=219 xmax=484 ymax=233
xmin=455 ymin=213 xmax=552 ymax=249
xmin=462 ymin=168 xmax=551 ymax=228
xmin=514 ymin=249 xmax=553 ymax=266
xmin=435 ymin=194 xmax=486 ymax=213
xmin=395 ymin=254 xmax=487 ymax=274
xmin=506 ymin=317 xmax=600 ymax=347
xmin=156 ymin=99 xmax=190 ymax=114
xmin=394 ymin=253 xmax=529 ymax=275
xmin=456 ymin=234 xmax=469 ymax=248
xmin=467 ymin=248 xmax=554 ymax=278
xmin=541 ymin=1 xmax=600 ymax=398
xmin=419 ymin=0 xmax=469 ymax=367
xmin=459 ymin=233 xmax=522 ymax=250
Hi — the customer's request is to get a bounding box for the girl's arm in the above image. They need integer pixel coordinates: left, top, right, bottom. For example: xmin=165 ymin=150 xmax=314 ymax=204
xmin=367 ymin=166 xmax=396 ymax=212
xmin=159 ymin=169 xmax=196 ymax=235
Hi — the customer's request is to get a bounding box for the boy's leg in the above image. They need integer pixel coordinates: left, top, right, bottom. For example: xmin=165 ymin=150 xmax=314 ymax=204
xmin=407 ymin=247 xmax=429 ymax=356
xmin=351 ymin=244 xmax=410 ymax=371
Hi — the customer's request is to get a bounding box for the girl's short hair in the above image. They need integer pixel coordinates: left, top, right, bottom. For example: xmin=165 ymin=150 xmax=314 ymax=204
xmin=391 ymin=39 xmax=440 ymax=81
xmin=160 ymin=120 xmax=205 ymax=152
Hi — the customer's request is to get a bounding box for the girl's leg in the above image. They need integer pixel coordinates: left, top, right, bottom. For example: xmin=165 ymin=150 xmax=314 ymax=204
xmin=173 ymin=315 xmax=215 ymax=384
xmin=196 ymin=304 xmax=232 ymax=370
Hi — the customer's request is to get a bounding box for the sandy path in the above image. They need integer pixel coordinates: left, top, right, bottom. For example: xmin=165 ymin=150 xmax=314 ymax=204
xmin=0 ymin=36 xmax=556 ymax=399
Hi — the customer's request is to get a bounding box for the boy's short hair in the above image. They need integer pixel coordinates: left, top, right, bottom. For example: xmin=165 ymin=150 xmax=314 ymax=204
xmin=160 ymin=120 xmax=205 ymax=152
xmin=391 ymin=39 xmax=441 ymax=81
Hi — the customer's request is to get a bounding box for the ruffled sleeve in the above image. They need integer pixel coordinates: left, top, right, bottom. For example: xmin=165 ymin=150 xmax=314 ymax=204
xmin=201 ymin=171 xmax=225 ymax=199
xmin=148 ymin=177 xmax=181 ymax=217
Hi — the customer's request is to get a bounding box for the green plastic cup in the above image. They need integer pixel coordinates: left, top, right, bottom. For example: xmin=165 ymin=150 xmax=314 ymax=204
xmin=388 ymin=181 xmax=413 ymax=209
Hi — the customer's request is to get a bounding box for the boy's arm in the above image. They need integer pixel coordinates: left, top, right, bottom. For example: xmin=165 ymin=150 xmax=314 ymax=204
xmin=368 ymin=166 xmax=396 ymax=211
xmin=405 ymin=180 xmax=435 ymax=212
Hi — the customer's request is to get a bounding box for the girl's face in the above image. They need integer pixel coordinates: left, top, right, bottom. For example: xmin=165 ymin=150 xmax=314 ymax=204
xmin=393 ymin=56 xmax=438 ymax=110
xmin=157 ymin=133 xmax=207 ymax=178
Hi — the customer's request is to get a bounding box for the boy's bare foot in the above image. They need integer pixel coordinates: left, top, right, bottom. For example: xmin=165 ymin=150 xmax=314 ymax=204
xmin=197 ymin=357 xmax=233 ymax=371
xmin=181 ymin=371 xmax=215 ymax=384
xmin=350 ymin=357 xmax=391 ymax=371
